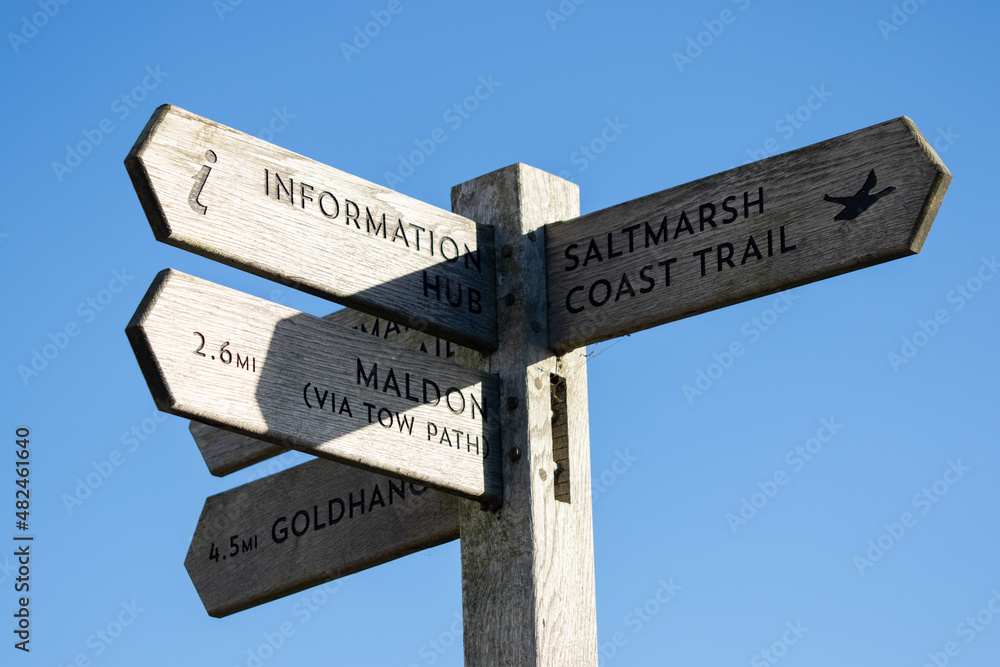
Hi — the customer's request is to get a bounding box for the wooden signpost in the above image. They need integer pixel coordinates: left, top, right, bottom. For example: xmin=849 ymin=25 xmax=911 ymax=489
xmin=125 ymin=104 xmax=497 ymax=351
xmin=452 ymin=164 xmax=598 ymax=664
xmin=545 ymin=117 xmax=951 ymax=351
xmin=123 ymin=106 xmax=950 ymax=666
xmin=126 ymin=269 xmax=502 ymax=503
xmin=189 ymin=307 xmax=484 ymax=477
xmin=186 ymin=457 xmax=459 ymax=617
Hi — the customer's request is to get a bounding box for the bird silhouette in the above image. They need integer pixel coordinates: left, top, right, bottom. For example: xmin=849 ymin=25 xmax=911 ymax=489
xmin=823 ymin=169 xmax=895 ymax=221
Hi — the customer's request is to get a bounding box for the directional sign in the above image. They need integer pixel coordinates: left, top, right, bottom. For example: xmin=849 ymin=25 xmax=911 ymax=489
xmin=185 ymin=457 xmax=459 ymax=617
xmin=190 ymin=307 xmax=486 ymax=477
xmin=545 ymin=117 xmax=951 ymax=352
xmin=126 ymin=269 xmax=502 ymax=503
xmin=125 ymin=104 xmax=497 ymax=351
xmin=189 ymin=419 xmax=282 ymax=478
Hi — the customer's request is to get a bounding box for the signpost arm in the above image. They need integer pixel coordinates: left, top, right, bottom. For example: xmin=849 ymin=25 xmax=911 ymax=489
xmin=452 ymin=164 xmax=598 ymax=665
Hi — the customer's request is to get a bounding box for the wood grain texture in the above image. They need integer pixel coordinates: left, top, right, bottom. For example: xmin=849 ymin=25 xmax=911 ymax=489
xmin=453 ymin=164 xmax=598 ymax=666
xmin=185 ymin=457 xmax=459 ymax=617
xmin=126 ymin=269 xmax=501 ymax=502
xmin=189 ymin=419 xmax=284 ymax=478
xmin=190 ymin=307 xmax=486 ymax=477
xmin=125 ymin=104 xmax=497 ymax=351
xmin=546 ymin=117 xmax=952 ymax=352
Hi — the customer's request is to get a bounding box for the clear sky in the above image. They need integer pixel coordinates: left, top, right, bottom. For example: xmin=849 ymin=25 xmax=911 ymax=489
xmin=4 ymin=1 xmax=999 ymax=665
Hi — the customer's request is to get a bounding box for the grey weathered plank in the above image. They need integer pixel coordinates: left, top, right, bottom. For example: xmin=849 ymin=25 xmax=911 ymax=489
xmin=185 ymin=457 xmax=459 ymax=617
xmin=125 ymin=104 xmax=497 ymax=351
xmin=126 ymin=269 xmax=502 ymax=503
xmin=189 ymin=419 xmax=282 ymax=478
xmin=190 ymin=307 xmax=486 ymax=477
xmin=546 ymin=117 xmax=951 ymax=352
xmin=453 ymin=164 xmax=598 ymax=665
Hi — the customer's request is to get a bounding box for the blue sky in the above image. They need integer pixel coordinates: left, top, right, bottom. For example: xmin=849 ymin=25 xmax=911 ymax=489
xmin=4 ymin=1 xmax=999 ymax=665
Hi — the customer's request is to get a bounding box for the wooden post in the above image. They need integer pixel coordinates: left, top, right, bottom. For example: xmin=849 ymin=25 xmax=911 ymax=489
xmin=452 ymin=164 xmax=598 ymax=665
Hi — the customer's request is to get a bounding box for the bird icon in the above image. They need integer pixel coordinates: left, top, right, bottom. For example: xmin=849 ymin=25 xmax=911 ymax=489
xmin=823 ymin=169 xmax=895 ymax=221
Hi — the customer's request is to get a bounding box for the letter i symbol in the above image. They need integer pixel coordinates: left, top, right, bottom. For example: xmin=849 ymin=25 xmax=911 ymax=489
xmin=189 ymin=150 xmax=217 ymax=214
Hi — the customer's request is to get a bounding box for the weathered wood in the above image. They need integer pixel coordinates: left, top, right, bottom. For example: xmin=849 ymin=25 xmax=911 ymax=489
xmin=189 ymin=419 xmax=284 ymax=478
xmin=453 ymin=164 xmax=598 ymax=665
xmin=185 ymin=457 xmax=459 ymax=617
xmin=190 ymin=307 xmax=486 ymax=477
xmin=546 ymin=117 xmax=952 ymax=352
xmin=126 ymin=269 xmax=502 ymax=503
xmin=125 ymin=104 xmax=497 ymax=351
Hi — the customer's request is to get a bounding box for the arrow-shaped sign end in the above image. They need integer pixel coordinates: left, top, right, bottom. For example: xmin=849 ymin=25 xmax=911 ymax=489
xmin=125 ymin=268 xmax=178 ymax=415
xmin=124 ymin=104 xmax=175 ymax=243
xmin=899 ymin=116 xmax=952 ymax=255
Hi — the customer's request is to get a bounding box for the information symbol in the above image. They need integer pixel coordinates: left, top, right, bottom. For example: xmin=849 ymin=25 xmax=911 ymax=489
xmin=188 ymin=150 xmax=217 ymax=215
